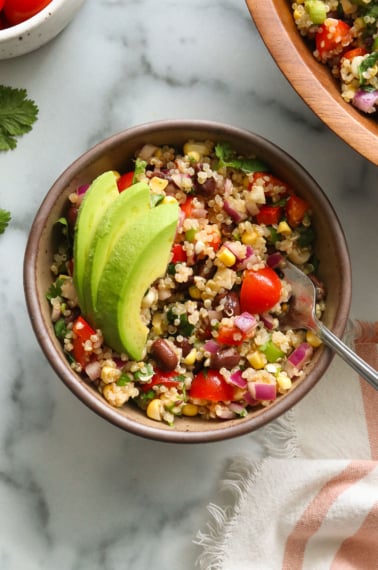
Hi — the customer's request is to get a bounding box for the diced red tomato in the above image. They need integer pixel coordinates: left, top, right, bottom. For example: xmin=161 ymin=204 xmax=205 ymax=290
xmin=315 ymin=18 xmax=352 ymax=61
xmin=0 ymin=0 xmax=5 ymax=12
xmin=189 ymin=370 xmax=235 ymax=402
xmin=207 ymin=226 xmax=221 ymax=252
xmin=342 ymin=47 xmax=368 ymax=61
xmin=180 ymin=196 xmax=194 ymax=218
xmin=240 ymin=268 xmax=282 ymax=315
xmin=171 ymin=243 xmax=187 ymax=263
xmin=117 ymin=171 xmax=134 ymax=192
xmin=256 ymin=205 xmax=282 ymax=226
xmin=140 ymin=369 xmax=182 ymax=393
xmin=217 ymin=324 xmax=246 ymax=346
xmin=249 ymin=173 xmax=291 ymax=195
xmin=285 ymin=195 xmax=309 ymax=227
xmin=72 ymin=316 xmax=96 ymax=367
xmin=4 ymin=0 xmax=52 ymax=25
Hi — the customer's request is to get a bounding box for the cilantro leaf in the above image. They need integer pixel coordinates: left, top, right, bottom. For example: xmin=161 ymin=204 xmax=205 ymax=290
xmin=0 ymin=209 xmax=11 ymax=234
xmin=0 ymin=85 xmax=39 ymax=151
xmin=215 ymin=142 xmax=268 ymax=173
xmin=358 ymin=52 xmax=378 ymax=85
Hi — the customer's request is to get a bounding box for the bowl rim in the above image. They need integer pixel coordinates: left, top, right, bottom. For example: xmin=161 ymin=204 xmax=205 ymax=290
xmin=23 ymin=119 xmax=352 ymax=443
xmin=245 ymin=0 xmax=378 ymax=167
xmin=0 ymin=0 xmax=79 ymax=38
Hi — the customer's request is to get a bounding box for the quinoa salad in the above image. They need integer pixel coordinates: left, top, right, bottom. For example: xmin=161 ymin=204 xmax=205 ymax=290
xmin=291 ymin=0 xmax=378 ymax=114
xmin=48 ymin=140 xmax=325 ymax=426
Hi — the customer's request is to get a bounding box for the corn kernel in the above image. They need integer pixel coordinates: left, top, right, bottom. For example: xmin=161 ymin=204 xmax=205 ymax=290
xmin=182 ymin=403 xmax=199 ymax=417
xmin=183 ymin=141 xmax=211 ymax=157
xmin=152 ymin=313 xmax=163 ymax=335
xmin=189 ymin=286 xmax=202 ymax=300
xmin=217 ymin=246 xmax=236 ymax=267
xmin=183 ymin=348 xmax=197 ymax=366
xmin=162 ymin=195 xmax=178 ymax=205
xmin=277 ymin=221 xmax=292 ymax=234
xmin=247 ymin=351 xmax=267 ymax=370
xmin=111 ymin=170 xmax=121 ymax=180
xmin=101 ymin=366 xmax=121 ymax=384
xmin=150 ymin=176 xmax=168 ymax=192
xmin=146 ymin=399 xmax=163 ymax=421
xmin=277 ymin=372 xmax=292 ymax=392
xmin=187 ymin=150 xmax=200 ymax=162
xmin=241 ymin=230 xmax=258 ymax=245
xmin=306 ymin=330 xmax=322 ymax=347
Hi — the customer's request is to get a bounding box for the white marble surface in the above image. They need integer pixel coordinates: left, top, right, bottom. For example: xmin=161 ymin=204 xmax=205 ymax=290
xmin=0 ymin=1 xmax=378 ymax=568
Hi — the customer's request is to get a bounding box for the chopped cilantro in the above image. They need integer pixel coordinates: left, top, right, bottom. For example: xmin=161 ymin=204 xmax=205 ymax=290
xmin=46 ymin=277 xmax=65 ymax=301
xmin=0 ymin=209 xmax=11 ymax=234
xmin=358 ymin=52 xmax=378 ymax=85
xmin=215 ymin=142 xmax=268 ymax=173
xmin=0 ymin=85 xmax=39 ymax=151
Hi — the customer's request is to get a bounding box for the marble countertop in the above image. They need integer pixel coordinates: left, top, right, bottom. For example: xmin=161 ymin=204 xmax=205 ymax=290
xmin=1 ymin=1 xmax=377 ymax=568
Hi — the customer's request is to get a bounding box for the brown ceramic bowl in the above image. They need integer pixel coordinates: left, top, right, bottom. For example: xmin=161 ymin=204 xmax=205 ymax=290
xmin=24 ymin=120 xmax=351 ymax=443
xmin=246 ymin=0 xmax=378 ymax=166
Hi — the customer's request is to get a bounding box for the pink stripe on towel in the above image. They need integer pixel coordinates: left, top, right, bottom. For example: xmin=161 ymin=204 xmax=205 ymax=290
xmin=282 ymin=461 xmax=376 ymax=570
xmin=330 ymin=500 xmax=378 ymax=569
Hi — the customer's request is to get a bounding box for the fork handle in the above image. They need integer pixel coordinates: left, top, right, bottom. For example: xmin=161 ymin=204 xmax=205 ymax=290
xmin=317 ymin=322 xmax=378 ymax=390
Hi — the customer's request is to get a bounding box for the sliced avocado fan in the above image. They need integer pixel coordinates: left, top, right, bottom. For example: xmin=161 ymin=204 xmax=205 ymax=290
xmin=95 ymin=201 xmax=179 ymax=360
xmin=83 ymin=181 xmax=151 ymax=324
xmin=73 ymin=171 xmax=119 ymax=315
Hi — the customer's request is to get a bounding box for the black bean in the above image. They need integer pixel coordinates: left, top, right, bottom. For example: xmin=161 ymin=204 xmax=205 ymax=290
xmin=194 ymin=176 xmax=216 ymax=198
xmin=210 ymin=348 xmax=241 ymax=370
xmin=175 ymin=337 xmax=192 ymax=357
xmin=215 ymin=291 xmax=241 ymax=317
xmin=150 ymin=339 xmax=178 ymax=371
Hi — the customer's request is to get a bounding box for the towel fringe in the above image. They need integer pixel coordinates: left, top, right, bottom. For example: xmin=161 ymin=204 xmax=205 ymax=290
xmin=194 ymin=456 xmax=263 ymax=569
xmin=260 ymin=409 xmax=299 ymax=458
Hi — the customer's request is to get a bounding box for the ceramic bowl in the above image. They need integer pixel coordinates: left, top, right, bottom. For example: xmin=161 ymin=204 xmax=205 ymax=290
xmin=0 ymin=0 xmax=85 ymax=59
xmin=24 ymin=120 xmax=351 ymax=443
xmin=245 ymin=0 xmax=378 ymax=167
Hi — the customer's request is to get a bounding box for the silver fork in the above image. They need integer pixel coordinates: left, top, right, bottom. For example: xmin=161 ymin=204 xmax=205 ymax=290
xmin=281 ymin=261 xmax=378 ymax=390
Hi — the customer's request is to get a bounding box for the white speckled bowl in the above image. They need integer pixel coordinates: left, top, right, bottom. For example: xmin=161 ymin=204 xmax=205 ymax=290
xmin=0 ymin=0 xmax=85 ymax=59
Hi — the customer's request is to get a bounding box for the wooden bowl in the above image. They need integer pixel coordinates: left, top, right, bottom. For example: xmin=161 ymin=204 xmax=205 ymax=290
xmin=23 ymin=120 xmax=351 ymax=442
xmin=246 ymin=0 xmax=378 ymax=166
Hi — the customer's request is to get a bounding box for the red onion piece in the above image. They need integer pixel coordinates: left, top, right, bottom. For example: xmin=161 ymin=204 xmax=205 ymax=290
xmin=77 ymin=184 xmax=90 ymax=196
xmin=244 ymin=391 xmax=259 ymax=406
xmin=223 ymin=199 xmax=243 ymax=222
xmin=235 ymin=312 xmax=257 ymax=334
xmin=229 ymin=402 xmax=246 ymax=415
xmin=260 ymin=312 xmax=275 ymax=330
xmin=285 ymin=342 xmax=313 ymax=378
xmin=204 ymin=340 xmax=219 ymax=354
xmin=229 ymin=370 xmax=247 ymax=389
xmin=215 ymin=406 xmax=236 ymax=419
xmin=352 ymin=90 xmax=378 ymax=114
xmin=267 ymin=252 xmax=283 ymax=268
xmin=85 ymin=360 xmax=101 ymax=381
xmin=249 ymin=382 xmax=276 ymax=401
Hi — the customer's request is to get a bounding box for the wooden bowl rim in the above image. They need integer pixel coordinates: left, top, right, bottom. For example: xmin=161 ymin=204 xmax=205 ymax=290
xmin=246 ymin=0 xmax=378 ymax=166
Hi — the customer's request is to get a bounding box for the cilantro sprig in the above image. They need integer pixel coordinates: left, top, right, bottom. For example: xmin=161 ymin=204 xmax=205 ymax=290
xmin=0 ymin=85 xmax=39 ymax=151
xmin=215 ymin=142 xmax=268 ymax=173
xmin=0 ymin=209 xmax=11 ymax=235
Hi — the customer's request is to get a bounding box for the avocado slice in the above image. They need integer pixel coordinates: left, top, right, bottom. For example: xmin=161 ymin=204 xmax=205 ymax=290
xmin=83 ymin=181 xmax=151 ymax=323
xmin=95 ymin=201 xmax=179 ymax=360
xmin=73 ymin=171 xmax=119 ymax=315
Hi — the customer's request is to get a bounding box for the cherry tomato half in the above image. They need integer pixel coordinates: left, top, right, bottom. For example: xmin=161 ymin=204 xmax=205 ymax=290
xmin=240 ymin=267 xmax=282 ymax=315
xmin=0 ymin=0 xmax=5 ymax=12
xmin=140 ymin=370 xmax=182 ymax=393
xmin=72 ymin=316 xmax=96 ymax=367
xmin=189 ymin=370 xmax=235 ymax=402
xmin=217 ymin=324 xmax=246 ymax=346
xmin=4 ymin=0 xmax=53 ymax=25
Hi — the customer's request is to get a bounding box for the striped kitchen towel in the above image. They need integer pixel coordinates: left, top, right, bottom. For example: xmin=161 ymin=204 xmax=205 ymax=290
xmin=195 ymin=322 xmax=378 ymax=569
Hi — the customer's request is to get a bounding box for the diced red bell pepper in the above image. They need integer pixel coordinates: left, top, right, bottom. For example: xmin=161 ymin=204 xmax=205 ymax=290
xmin=117 ymin=171 xmax=134 ymax=192
xmin=72 ymin=316 xmax=96 ymax=367
xmin=140 ymin=369 xmax=182 ymax=392
xmin=285 ymin=195 xmax=309 ymax=227
xmin=256 ymin=205 xmax=282 ymax=226
xmin=180 ymin=196 xmax=194 ymax=218
xmin=171 ymin=243 xmax=187 ymax=263
xmin=217 ymin=324 xmax=246 ymax=346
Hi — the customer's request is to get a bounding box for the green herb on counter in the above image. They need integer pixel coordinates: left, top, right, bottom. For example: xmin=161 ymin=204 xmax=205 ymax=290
xmin=0 ymin=209 xmax=11 ymax=234
xmin=0 ymin=85 xmax=39 ymax=151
